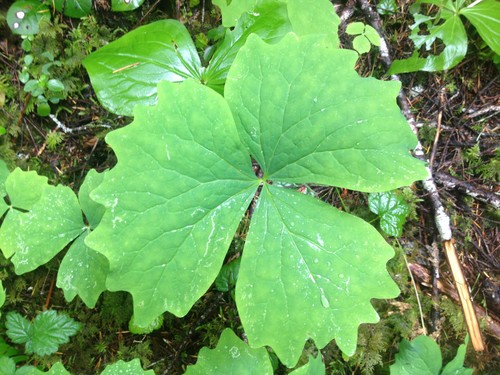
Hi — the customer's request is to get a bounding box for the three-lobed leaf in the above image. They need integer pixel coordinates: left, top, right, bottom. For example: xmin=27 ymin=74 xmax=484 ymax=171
xmin=5 ymin=310 xmax=81 ymax=356
xmin=369 ymin=191 xmax=410 ymax=237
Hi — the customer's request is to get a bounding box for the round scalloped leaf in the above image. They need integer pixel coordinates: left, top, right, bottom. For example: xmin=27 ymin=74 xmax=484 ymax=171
xmin=368 ymin=191 xmax=410 ymax=237
xmin=0 ymin=169 xmax=84 ymax=274
xmin=6 ymin=1 xmax=50 ymax=35
xmin=53 ymin=0 xmax=92 ymax=18
xmin=236 ymin=185 xmax=400 ymax=366
xmin=212 ymin=0 xmax=257 ymax=27
xmin=101 ymin=359 xmax=154 ymax=374
xmin=225 ymin=34 xmax=427 ymax=192
xmin=85 ymin=79 xmax=259 ymax=326
xmin=111 ymin=0 xmax=146 ymax=12
xmin=185 ymin=328 xmax=273 ymax=374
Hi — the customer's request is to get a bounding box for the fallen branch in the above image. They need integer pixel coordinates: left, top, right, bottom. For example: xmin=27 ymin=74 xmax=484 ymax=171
xmin=357 ymin=0 xmax=485 ymax=352
xmin=434 ymin=172 xmax=500 ymax=209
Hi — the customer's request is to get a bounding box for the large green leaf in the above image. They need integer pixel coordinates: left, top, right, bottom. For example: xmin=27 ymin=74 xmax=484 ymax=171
xmin=83 ymin=0 xmax=340 ymax=116
xmin=236 ymin=185 xmax=400 ymax=366
xmin=0 ymin=169 xmax=84 ymax=274
xmin=184 ymin=328 xmax=273 ymax=374
xmin=85 ymin=79 xmax=259 ymax=325
xmin=83 ymin=20 xmax=202 ymax=116
xmin=226 ymin=34 xmax=427 ymax=192
xmin=5 ymin=310 xmax=81 ymax=356
xmin=460 ymin=0 xmax=500 ymax=55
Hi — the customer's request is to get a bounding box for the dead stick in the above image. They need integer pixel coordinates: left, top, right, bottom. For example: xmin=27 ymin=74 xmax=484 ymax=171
xmin=357 ymin=0 xmax=485 ymax=352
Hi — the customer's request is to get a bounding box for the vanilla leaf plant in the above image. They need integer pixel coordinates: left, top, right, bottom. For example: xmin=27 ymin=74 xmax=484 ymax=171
xmin=85 ymin=33 xmax=427 ymax=367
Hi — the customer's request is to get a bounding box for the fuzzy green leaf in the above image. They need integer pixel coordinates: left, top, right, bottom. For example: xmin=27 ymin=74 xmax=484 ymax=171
xmin=289 ymin=354 xmax=325 ymax=375
xmin=53 ymin=0 xmax=92 ymax=18
xmin=185 ymin=328 xmax=273 ymax=374
xmin=0 ymin=169 xmax=84 ymax=274
xmin=460 ymin=0 xmax=500 ymax=55
xmin=6 ymin=311 xmax=81 ymax=356
xmin=101 ymin=359 xmax=154 ymax=374
xmin=226 ymin=34 xmax=427 ymax=192
xmin=85 ymin=80 xmax=259 ymax=325
xmin=369 ymin=191 xmax=410 ymax=237
xmin=237 ymin=185 xmax=400 ymax=366
xmin=83 ymin=20 xmax=201 ymax=116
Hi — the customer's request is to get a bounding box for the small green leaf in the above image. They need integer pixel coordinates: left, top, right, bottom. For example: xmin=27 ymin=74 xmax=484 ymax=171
xmin=111 ymin=0 xmax=146 ymax=12
xmin=346 ymin=21 xmax=365 ymax=35
xmin=53 ymin=0 xmax=92 ymax=18
xmin=36 ymin=101 xmax=51 ymax=117
xmin=237 ymin=185 xmax=400 ymax=366
xmin=390 ymin=335 xmax=442 ymax=375
xmin=215 ymin=257 xmax=241 ymax=292
xmin=6 ymin=1 xmax=50 ymax=35
xmin=377 ymin=0 xmax=397 ymax=15
xmin=6 ymin=310 xmax=81 ymax=356
xmin=85 ymin=80 xmax=259 ymax=326
xmin=441 ymin=336 xmax=473 ymax=375
xmin=289 ymin=354 xmax=325 ymax=375
xmin=0 ymin=168 xmax=84 ymax=274
xmin=100 ymin=359 xmax=154 ymax=374
xmin=460 ymin=0 xmax=500 ymax=55
xmin=368 ymin=191 xmax=410 ymax=237
xmin=47 ymin=79 xmax=64 ymax=92
xmin=364 ymin=25 xmax=380 ymax=46
xmin=185 ymin=328 xmax=273 ymax=374
xmin=353 ymin=35 xmax=371 ymax=54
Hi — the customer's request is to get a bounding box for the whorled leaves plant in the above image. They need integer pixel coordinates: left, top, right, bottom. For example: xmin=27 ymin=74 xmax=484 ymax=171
xmin=83 ymin=33 xmax=427 ymax=367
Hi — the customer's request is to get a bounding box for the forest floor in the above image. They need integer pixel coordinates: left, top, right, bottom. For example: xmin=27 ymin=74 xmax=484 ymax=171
xmin=0 ymin=0 xmax=498 ymax=374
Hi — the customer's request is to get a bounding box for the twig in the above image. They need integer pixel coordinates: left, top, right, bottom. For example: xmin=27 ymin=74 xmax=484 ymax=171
xmin=434 ymin=172 xmax=500 ymax=209
xmin=357 ymin=0 xmax=485 ymax=352
xmin=49 ymin=114 xmax=112 ymax=133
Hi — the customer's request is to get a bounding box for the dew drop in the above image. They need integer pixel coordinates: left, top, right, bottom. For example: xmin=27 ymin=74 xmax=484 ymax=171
xmin=320 ymin=295 xmax=330 ymax=308
xmin=16 ymin=11 xmax=25 ymax=19
xmin=13 ymin=22 xmax=20 ymax=29
xmin=313 ymin=258 xmax=319 ymax=264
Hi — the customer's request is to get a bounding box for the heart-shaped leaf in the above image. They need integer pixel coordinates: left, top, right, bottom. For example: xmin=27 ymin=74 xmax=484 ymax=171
xmin=185 ymin=328 xmax=273 ymax=374
xmin=85 ymin=79 xmax=259 ymax=324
